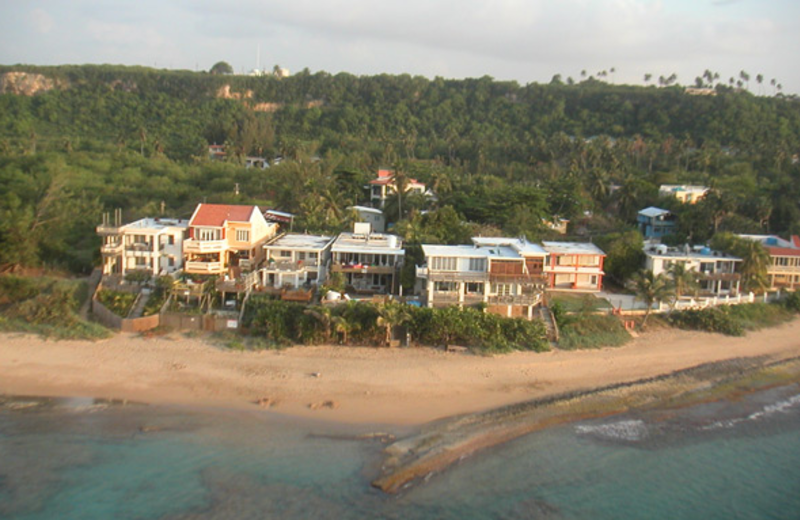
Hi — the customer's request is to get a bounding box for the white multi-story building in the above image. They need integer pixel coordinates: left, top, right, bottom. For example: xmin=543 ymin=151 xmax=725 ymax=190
xmin=330 ymin=223 xmax=404 ymax=294
xmin=97 ymin=216 xmax=188 ymax=277
xmin=644 ymin=244 xmax=742 ymax=296
xmin=418 ymin=237 xmax=547 ymax=319
xmin=262 ymin=234 xmax=335 ymax=290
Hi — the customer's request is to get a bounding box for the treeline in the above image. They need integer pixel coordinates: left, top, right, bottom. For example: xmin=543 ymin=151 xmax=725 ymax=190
xmin=1 ymin=65 xmax=799 ymax=275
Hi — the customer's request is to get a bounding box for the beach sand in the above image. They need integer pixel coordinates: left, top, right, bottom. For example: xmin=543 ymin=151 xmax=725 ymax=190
xmin=2 ymin=320 xmax=800 ymax=425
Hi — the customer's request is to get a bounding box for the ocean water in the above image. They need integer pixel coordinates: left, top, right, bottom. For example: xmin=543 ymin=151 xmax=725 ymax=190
xmin=1 ymin=385 xmax=799 ymax=520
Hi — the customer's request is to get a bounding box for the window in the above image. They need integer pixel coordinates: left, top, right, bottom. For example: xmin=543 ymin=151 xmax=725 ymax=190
xmin=431 ymin=257 xmax=457 ymax=271
xmin=468 ymin=257 xmax=486 ymax=272
xmin=168 ymin=235 xmax=175 ymax=246
xmin=168 ymin=257 xmax=175 ymax=267
xmin=236 ymin=229 xmax=250 ymax=242
xmin=434 ymin=281 xmax=457 ymax=292
xmin=197 ymin=228 xmax=220 ymax=241
xmin=557 ymin=255 xmax=575 ymax=266
xmin=465 ymin=282 xmax=484 ymax=294
xmin=135 ymin=257 xmax=147 ymax=266
xmin=492 ymin=283 xmax=513 ymax=296
xmin=578 ymin=256 xmax=599 ymax=266
xmin=280 ymin=250 xmax=291 ymax=258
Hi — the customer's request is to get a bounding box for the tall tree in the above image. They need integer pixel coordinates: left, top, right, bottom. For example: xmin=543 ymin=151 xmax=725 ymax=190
xmin=630 ymin=270 xmax=675 ymax=329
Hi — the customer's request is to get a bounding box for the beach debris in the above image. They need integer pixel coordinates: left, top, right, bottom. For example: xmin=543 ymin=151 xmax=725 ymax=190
xmin=254 ymin=397 xmax=279 ymax=408
xmin=446 ymin=345 xmax=468 ymax=353
xmin=310 ymin=372 xmax=322 ymax=378
xmin=308 ymin=400 xmax=338 ymax=410
xmin=138 ymin=425 xmax=163 ymax=433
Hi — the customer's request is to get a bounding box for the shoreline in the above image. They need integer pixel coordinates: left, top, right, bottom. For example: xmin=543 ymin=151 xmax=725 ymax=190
xmin=2 ymin=320 xmax=800 ymax=426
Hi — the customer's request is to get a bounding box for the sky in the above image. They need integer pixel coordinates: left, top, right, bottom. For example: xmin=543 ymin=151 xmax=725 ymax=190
xmin=1 ymin=0 xmax=798 ymax=94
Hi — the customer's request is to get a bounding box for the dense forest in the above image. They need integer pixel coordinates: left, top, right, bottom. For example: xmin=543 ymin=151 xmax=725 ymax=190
xmin=1 ymin=64 xmax=799 ymax=278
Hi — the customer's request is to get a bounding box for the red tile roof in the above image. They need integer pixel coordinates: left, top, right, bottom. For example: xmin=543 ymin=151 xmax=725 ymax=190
xmin=766 ymin=246 xmax=800 ymax=257
xmin=190 ymin=204 xmax=256 ymax=227
xmin=793 ymin=235 xmax=800 ymax=248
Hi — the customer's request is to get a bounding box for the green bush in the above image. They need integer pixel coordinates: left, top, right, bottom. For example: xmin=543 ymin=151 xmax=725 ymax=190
xmin=96 ymin=289 xmax=137 ymax=318
xmin=558 ymin=314 xmax=631 ymax=350
xmin=668 ymin=303 xmax=793 ymax=336
xmin=781 ymin=291 xmax=800 ymax=313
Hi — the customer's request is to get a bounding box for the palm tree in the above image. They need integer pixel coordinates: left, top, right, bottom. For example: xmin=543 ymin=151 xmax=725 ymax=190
xmin=737 ymin=240 xmax=770 ymax=293
xmin=331 ymin=315 xmax=352 ymax=345
xmin=376 ymin=301 xmax=412 ymax=346
xmin=667 ymin=262 xmax=698 ymax=299
xmin=630 ymin=270 xmax=675 ymax=329
xmin=304 ymin=306 xmax=333 ymax=342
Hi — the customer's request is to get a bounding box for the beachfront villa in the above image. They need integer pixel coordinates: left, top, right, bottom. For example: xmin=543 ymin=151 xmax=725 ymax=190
xmin=658 ymin=184 xmax=709 ymax=204
xmin=330 ymin=223 xmax=405 ymax=294
xmin=644 ymin=244 xmax=742 ymax=296
xmin=542 ymin=241 xmax=606 ymax=292
xmin=97 ymin=213 xmax=188 ymax=277
xmin=418 ymin=237 xmax=547 ymax=319
xmin=183 ymin=203 xmax=279 ymax=276
xmin=739 ymin=234 xmax=800 ymax=290
xmin=262 ymin=234 xmax=336 ymax=290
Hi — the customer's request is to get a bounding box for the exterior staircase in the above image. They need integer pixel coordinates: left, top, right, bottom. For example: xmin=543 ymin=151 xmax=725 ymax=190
xmin=539 ymin=306 xmax=559 ymax=348
xmin=80 ymin=268 xmax=103 ymax=320
xmin=128 ymin=288 xmax=152 ymax=319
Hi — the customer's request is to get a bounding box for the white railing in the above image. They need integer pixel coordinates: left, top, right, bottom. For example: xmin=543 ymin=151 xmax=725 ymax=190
xmin=184 ymin=261 xmax=224 ymax=273
xmin=184 ymin=239 xmax=227 ymax=253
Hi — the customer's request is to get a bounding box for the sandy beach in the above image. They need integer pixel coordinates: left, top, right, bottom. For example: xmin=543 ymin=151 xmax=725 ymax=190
xmin=2 ymin=320 xmax=800 ymax=426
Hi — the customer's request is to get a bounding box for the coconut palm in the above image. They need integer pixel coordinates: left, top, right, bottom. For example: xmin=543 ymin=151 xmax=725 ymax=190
xmin=630 ymin=270 xmax=675 ymax=329
xmin=667 ymin=262 xmax=698 ymax=299
xmin=376 ymin=301 xmax=412 ymax=346
xmin=737 ymin=239 xmax=770 ymax=293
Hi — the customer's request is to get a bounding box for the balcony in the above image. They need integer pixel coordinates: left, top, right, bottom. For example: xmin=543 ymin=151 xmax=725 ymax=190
xmin=184 ymin=261 xmax=224 ymax=274
xmin=487 ymin=293 xmax=543 ymax=306
xmin=96 ymin=224 xmax=121 ymax=236
xmin=332 ymin=264 xmax=396 ymax=275
xmin=427 ymin=271 xmax=489 ymax=283
xmin=184 ymin=239 xmax=227 ymax=254
xmin=264 ymin=259 xmax=320 ymax=272
xmin=101 ymin=242 xmax=123 ymax=255
xmin=489 ymin=273 xmax=547 ymax=285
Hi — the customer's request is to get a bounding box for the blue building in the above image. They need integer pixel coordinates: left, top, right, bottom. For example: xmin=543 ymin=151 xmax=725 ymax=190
xmin=637 ymin=207 xmax=676 ymax=239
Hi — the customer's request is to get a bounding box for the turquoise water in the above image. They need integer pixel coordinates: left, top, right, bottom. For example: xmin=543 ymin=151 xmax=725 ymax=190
xmin=1 ymin=385 xmax=799 ymax=519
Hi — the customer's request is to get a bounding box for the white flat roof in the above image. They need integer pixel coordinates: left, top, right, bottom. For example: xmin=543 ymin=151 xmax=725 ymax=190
xmin=542 ymin=241 xmax=605 ymax=256
xmin=332 ymin=232 xmax=404 ymax=255
xmin=123 ymin=218 xmax=188 ymax=232
xmin=471 ymin=237 xmax=547 ymax=256
xmin=265 ymin=234 xmax=333 ymax=251
xmin=423 ymin=244 xmax=521 ymax=260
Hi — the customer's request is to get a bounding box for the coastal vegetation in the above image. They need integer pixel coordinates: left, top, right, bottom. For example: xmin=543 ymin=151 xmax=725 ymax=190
xmin=1 ymin=65 xmax=799 ymax=278
xmin=242 ymin=297 xmax=549 ymax=353
xmin=667 ymin=302 xmax=795 ymax=336
xmin=0 ymin=274 xmax=110 ymax=339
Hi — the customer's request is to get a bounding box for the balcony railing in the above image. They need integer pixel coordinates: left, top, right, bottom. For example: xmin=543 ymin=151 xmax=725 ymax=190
xmin=184 ymin=239 xmax=227 ymax=254
xmin=264 ymin=259 xmax=320 ymax=271
xmin=184 ymin=261 xmax=224 ymax=274
xmin=486 ymin=293 xmax=543 ymax=306
xmin=101 ymin=243 xmax=123 ymax=255
xmin=427 ymin=271 xmax=489 ymax=283
xmin=332 ymin=264 xmax=396 ymax=274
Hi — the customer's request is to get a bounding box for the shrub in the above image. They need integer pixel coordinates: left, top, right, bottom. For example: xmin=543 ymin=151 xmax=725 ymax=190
xmin=781 ymin=291 xmax=800 ymax=313
xmin=668 ymin=303 xmax=793 ymax=336
xmin=559 ymin=314 xmax=631 ymax=350
xmin=95 ymin=289 xmax=137 ymax=318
